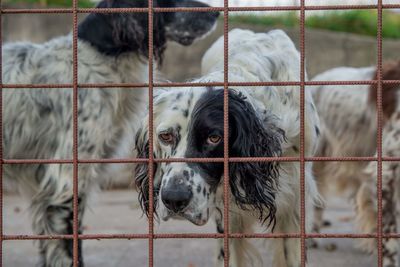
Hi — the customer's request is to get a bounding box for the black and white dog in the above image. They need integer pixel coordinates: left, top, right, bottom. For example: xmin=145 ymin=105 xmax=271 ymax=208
xmin=135 ymin=29 xmax=320 ymax=267
xmin=3 ymin=0 xmax=218 ymax=266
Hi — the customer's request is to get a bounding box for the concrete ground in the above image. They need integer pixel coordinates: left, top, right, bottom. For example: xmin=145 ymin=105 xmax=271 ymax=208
xmin=3 ymin=190 xmax=377 ymax=267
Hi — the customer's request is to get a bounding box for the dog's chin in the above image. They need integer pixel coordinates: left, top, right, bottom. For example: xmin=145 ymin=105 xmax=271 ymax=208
xmin=177 ymin=37 xmax=195 ymax=46
xmin=161 ymin=210 xmax=208 ymax=226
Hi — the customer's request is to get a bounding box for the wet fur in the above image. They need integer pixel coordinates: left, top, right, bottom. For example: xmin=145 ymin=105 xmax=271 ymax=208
xmin=135 ymin=29 xmax=320 ymax=267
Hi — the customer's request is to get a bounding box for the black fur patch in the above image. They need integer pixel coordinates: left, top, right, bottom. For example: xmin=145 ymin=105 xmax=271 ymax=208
xmin=218 ymin=248 xmax=225 ymax=260
xmin=134 ymin=128 xmax=158 ymax=216
xmin=78 ymin=0 xmax=219 ymax=61
xmin=315 ymin=125 xmax=320 ymax=136
xmin=185 ymin=89 xmax=285 ymax=226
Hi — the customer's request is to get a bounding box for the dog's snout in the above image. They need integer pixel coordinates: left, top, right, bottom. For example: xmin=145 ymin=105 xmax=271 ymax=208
xmin=161 ymin=177 xmax=192 ymax=213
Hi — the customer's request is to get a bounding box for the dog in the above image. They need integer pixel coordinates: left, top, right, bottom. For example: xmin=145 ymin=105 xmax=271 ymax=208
xmin=311 ymin=60 xmax=400 ymax=267
xmin=3 ymin=0 xmax=219 ymax=266
xmin=135 ymin=29 xmax=320 ymax=267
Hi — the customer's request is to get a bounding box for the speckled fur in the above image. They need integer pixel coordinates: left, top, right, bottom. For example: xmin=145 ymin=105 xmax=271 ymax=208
xmin=2 ymin=0 xmax=219 ymax=265
xmin=311 ymin=62 xmax=400 ymax=267
xmin=136 ymin=29 xmax=320 ymax=267
xmin=3 ymin=34 xmax=149 ymax=267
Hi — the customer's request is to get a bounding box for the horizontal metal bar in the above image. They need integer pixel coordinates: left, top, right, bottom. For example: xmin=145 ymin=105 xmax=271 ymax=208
xmin=3 ymin=234 xmax=73 ymax=240
xmin=2 ymin=80 xmax=400 ymax=90
xmin=4 ymin=156 xmax=400 ymax=165
xmin=2 ymin=159 xmax=148 ymax=164
xmin=3 ymin=159 xmax=74 ymax=164
xmin=2 ymin=4 xmax=400 ymax=14
xmin=5 ymin=232 xmax=396 ymax=241
xmin=1 ymin=8 xmax=73 ymax=14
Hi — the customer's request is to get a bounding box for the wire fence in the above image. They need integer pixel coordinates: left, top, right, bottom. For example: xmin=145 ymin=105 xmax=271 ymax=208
xmin=205 ymin=0 xmax=400 ymax=7
xmin=1 ymin=0 xmax=400 ymax=267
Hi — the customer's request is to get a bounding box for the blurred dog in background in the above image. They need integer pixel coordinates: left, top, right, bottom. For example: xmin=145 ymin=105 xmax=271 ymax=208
xmin=312 ymin=60 xmax=400 ymax=267
xmin=3 ymin=0 xmax=219 ymax=265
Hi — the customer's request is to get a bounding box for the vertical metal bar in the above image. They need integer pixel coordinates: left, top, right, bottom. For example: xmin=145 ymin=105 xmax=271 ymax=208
xmin=299 ymin=0 xmax=306 ymax=266
xmin=72 ymin=0 xmax=79 ymax=265
xmin=0 ymin=0 xmax=3 ymax=265
xmin=0 ymin=1 xmax=394 ymax=266
xmin=147 ymin=0 xmax=155 ymax=266
xmin=223 ymin=0 xmax=230 ymax=266
xmin=376 ymin=0 xmax=383 ymax=266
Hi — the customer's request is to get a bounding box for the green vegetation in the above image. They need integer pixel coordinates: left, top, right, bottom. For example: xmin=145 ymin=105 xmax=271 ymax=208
xmin=229 ymin=10 xmax=400 ymax=39
xmin=3 ymin=0 xmax=400 ymax=39
xmin=4 ymin=0 xmax=94 ymax=8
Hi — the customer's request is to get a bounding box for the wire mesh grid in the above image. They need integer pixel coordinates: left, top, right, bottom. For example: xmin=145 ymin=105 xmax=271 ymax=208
xmin=1 ymin=0 xmax=400 ymax=267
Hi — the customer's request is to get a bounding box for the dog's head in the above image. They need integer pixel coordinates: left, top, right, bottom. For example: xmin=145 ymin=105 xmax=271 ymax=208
xmin=135 ymin=88 xmax=284 ymax=226
xmin=369 ymin=60 xmax=400 ymax=121
xmin=78 ymin=0 xmax=219 ymax=60
xmin=165 ymin=1 xmax=219 ymax=46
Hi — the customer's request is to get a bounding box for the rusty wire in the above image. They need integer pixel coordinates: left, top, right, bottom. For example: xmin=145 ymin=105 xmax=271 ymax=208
xmin=2 ymin=80 xmax=400 ymax=89
xmin=1 ymin=4 xmax=400 ymax=14
xmin=71 ymin=0 xmax=79 ymax=264
xmin=223 ymin=0 xmax=229 ymax=265
xmin=376 ymin=0 xmax=384 ymax=266
xmin=0 ymin=0 xmax=3 ymax=264
xmin=0 ymin=1 xmax=399 ymax=267
xmin=299 ymin=0 xmax=306 ymax=264
xmin=147 ymin=0 xmax=155 ymax=266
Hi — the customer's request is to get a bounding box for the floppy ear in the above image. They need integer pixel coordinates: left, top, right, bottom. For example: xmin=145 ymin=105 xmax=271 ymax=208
xmin=78 ymin=0 xmax=167 ymax=60
xmin=134 ymin=121 xmax=159 ymax=216
xmin=78 ymin=0 xmax=147 ymax=56
xmin=368 ymin=60 xmax=400 ymax=120
xmin=228 ymin=91 xmax=285 ymax=228
xmin=165 ymin=0 xmax=220 ymax=46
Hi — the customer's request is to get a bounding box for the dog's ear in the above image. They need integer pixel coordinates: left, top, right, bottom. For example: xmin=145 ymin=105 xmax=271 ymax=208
xmin=78 ymin=0 xmax=219 ymax=59
xmin=78 ymin=0 xmax=151 ymax=57
xmin=228 ymin=91 xmax=284 ymax=228
xmin=164 ymin=0 xmax=220 ymax=46
xmin=134 ymin=122 xmax=158 ymax=216
xmin=369 ymin=60 xmax=400 ymax=120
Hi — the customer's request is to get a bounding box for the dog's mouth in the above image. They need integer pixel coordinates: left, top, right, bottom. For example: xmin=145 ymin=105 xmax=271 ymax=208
xmin=161 ymin=209 xmax=208 ymax=226
xmin=178 ymin=36 xmax=195 ymax=46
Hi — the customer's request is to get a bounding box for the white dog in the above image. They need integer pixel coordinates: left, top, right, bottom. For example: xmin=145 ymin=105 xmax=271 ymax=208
xmin=135 ymin=29 xmax=320 ymax=267
xmin=2 ymin=0 xmax=219 ymax=265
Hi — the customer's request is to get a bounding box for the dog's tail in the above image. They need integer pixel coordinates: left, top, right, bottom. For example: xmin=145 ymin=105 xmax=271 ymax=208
xmin=368 ymin=60 xmax=400 ymax=121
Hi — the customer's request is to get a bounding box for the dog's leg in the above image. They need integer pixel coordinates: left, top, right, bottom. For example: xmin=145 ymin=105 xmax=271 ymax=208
xmin=272 ymin=229 xmax=301 ymax=267
xmin=215 ymin=210 xmax=225 ymax=267
xmin=382 ymin=163 xmax=398 ymax=267
xmin=380 ymin=123 xmax=400 ymax=267
xmin=355 ymin=179 xmax=377 ymax=253
xmin=31 ymin=164 xmax=86 ymax=267
xmin=228 ymin=212 xmax=250 ymax=267
xmin=214 ymin=210 xmax=248 ymax=267
xmin=311 ymin=161 xmax=327 ymax=237
xmin=272 ymin=210 xmax=304 ymax=267
xmin=214 ymin=209 xmax=259 ymax=267
xmin=271 ymin=224 xmax=301 ymax=267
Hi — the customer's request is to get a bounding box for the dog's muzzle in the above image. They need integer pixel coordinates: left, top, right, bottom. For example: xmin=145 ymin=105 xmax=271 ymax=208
xmin=161 ymin=176 xmax=193 ymax=213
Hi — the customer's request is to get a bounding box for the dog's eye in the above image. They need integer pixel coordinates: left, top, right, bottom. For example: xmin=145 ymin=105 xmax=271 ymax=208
xmin=207 ymin=134 xmax=222 ymax=145
xmin=159 ymin=133 xmax=174 ymax=144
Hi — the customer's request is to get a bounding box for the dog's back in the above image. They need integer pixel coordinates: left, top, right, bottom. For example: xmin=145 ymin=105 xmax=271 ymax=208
xmin=2 ymin=36 xmax=148 ymax=198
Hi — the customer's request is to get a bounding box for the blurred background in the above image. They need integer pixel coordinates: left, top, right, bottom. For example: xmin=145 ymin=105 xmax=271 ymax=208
xmin=2 ymin=0 xmax=400 ymax=266
xmin=3 ymin=0 xmax=400 ymax=81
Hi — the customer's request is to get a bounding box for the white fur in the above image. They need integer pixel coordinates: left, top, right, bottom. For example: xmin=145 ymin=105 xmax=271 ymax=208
xmin=140 ymin=29 xmax=320 ymax=267
xmin=311 ymin=65 xmax=400 ymax=267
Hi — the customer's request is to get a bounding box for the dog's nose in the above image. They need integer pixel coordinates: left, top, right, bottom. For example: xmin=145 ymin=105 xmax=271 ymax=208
xmin=161 ymin=179 xmax=192 ymax=213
